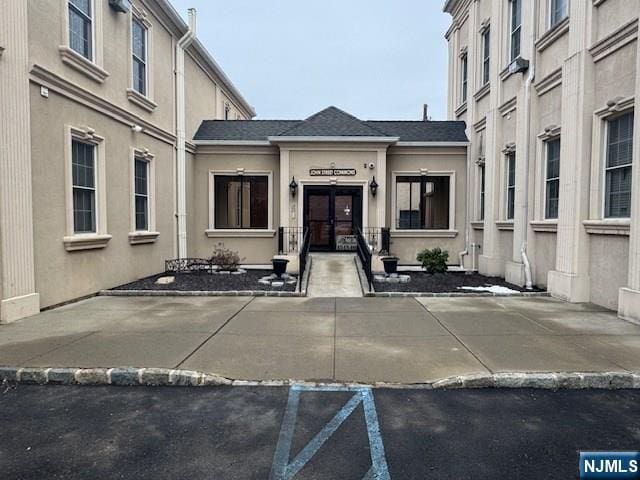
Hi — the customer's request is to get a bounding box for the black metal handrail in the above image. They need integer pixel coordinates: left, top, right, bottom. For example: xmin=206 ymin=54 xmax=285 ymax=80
xmin=355 ymin=227 xmax=373 ymax=292
xmin=298 ymin=228 xmax=311 ymax=291
xmin=278 ymin=226 xmax=305 ymax=254
xmin=361 ymin=227 xmax=391 ymax=255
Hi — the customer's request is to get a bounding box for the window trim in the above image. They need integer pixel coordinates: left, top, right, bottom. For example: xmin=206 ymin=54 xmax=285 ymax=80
xmin=127 ymin=7 xmax=157 ymax=112
xmin=481 ymin=28 xmax=491 ymax=86
xmin=63 ymin=125 xmax=111 ymax=251
xmin=390 ymin=170 xmax=457 ymax=237
xmin=505 ymin=150 xmax=516 ymax=221
xmin=460 ymin=53 xmax=468 ymax=104
xmin=59 ymin=0 xmax=108 ymax=83
xmin=129 ymin=148 xmax=159 ymax=245
xmin=207 ymin=170 xmax=274 ymax=237
xmin=604 ymin=111 xmax=634 ymax=219
xmin=508 ymin=0 xmax=522 ymax=63
xmin=589 ymin=97 xmax=635 ymax=223
xmin=544 ymin=137 xmax=561 ymax=220
xmin=479 ymin=163 xmax=486 ymax=221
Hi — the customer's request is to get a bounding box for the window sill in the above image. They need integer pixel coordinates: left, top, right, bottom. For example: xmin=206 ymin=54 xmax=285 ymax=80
xmin=496 ymin=221 xmax=514 ymax=231
xmin=583 ymin=219 xmax=630 ymax=236
xmin=470 ymin=221 xmax=484 ymax=230
xmin=390 ymin=229 xmax=458 ymax=238
xmin=454 ymin=102 xmax=468 ymax=117
xmin=530 ymin=220 xmax=558 ymax=233
xmin=64 ymin=234 xmax=112 ymax=252
xmin=126 ymin=88 xmax=157 ymax=113
xmin=58 ymin=46 xmax=109 ymax=84
xmin=205 ymin=229 xmax=276 ymax=238
xmin=536 ymin=17 xmax=570 ymax=52
xmin=474 ymin=83 xmax=490 ymax=101
xmin=129 ymin=231 xmax=160 ymax=245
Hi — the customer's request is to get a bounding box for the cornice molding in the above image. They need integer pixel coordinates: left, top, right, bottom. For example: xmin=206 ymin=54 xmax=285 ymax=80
xmin=536 ymin=17 xmax=570 ymax=53
xmin=589 ymin=19 xmax=639 ymax=63
xmin=499 ymin=97 xmax=517 ymax=117
xmin=534 ymin=67 xmax=563 ymax=96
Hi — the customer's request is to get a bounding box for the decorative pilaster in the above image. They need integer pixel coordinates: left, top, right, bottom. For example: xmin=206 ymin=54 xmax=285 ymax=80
xmin=376 ymin=148 xmax=387 ymax=249
xmin=618 ymin=30 xmax=640 ymax=323
xmin=279 ymin=149 xmax=290 ymax=229
xmin=547 ymin=0 xmax=593 ymax=302
xmin=0 ymin=0 xmax=40 ymax=322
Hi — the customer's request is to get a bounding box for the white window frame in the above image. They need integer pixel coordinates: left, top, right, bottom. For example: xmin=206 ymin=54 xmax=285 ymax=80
xmin=224 ymin=103 xmax=231 ymax=120
xmin=479 ymin=163 xmax=486 ymax=221
xmin=390 ymin=171 xmax=457 ymax=238
xmin=544 ymin=137 xmax=561 ymax=220
xmin=207 ymin=170 xmax=275 ymax=237
xmin=481 ymin=28 xmax=491 ymax=86
xmin=533 ymin=125 xmax=561 ymax=230
xmin=460 ymin=53 xmax=468 ymax=104
xmin=63 ymin=125 xmax=111 ymax=251
xmin=603 ymin=111 xmax=634 ymax=219
xmin=505 ymin=150 xmax=516 ymax=221
xmin=508 ymin=0 xmax=522 ymax=63
xmin=588 ymin=97 xmax=635 ymax=229
xmin=549 ymin=0 xmax=569 ymax=29
xmin=127 ymin=6 xmax=157 ymax=112
xmin=59 ymin=0 xmax=108 ymax=83
xmin=129 ymin=148 xmax=159 ymax=245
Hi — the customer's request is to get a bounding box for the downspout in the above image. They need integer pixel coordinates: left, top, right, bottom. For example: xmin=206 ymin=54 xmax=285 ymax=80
xmin=176 ymin=8 xmax=197 ymax=259
xmin=520 ymin=4 xmax=537 ymax=290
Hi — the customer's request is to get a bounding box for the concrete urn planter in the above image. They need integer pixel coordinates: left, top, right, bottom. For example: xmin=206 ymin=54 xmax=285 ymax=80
xmin=272 ymin=258 xmax=290 ymax=278
xmin=381 ymin=256 xmax=399 ymax=275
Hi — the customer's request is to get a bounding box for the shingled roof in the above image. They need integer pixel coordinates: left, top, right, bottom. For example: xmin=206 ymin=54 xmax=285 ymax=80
xmin=194 ymin=106 xmax=468 ymax=143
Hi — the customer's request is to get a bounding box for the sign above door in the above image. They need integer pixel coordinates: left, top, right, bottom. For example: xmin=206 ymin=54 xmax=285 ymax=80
xmin=309 ymin=168 xmax=357 ymax=176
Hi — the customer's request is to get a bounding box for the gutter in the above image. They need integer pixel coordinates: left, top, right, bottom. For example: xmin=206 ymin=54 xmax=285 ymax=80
xmin=175 ymin=8 xmax=197 ymax=259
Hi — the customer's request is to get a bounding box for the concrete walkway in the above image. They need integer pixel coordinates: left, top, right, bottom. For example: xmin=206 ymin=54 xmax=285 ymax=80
xmin=1 ymin=296 xmax=639 ymax=383
xmin=307 ymin=253 xmax=362 ymax=297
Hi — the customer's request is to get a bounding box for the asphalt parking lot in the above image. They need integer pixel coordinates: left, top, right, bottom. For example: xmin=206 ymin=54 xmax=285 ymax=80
xmin=2 ymin=385 xmax=640 ymax=479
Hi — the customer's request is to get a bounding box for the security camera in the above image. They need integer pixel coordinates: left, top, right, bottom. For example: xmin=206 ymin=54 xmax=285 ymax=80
xmin=368 ymin=162 xmax=375 ymax=170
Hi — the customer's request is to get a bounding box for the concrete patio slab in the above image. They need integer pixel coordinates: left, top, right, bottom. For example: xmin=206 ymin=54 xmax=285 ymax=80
xmin=143 ymin=296 xmax=252 ymax=312
xmin=514 ymin=311 xmax=640 ymax=336
xmin=220 ymin=311 xmax=334 ymax=337
xmin=459 ymin=335 xmax=624 ymax=373
xmin=56 ymin=295 xmax=162 ymax=311
xmin=244 ymin=297 xmax=335 ymax=313
xmin=432 ymin=311 xmax=553 ymax=336
xmin=568 ymin=336 xmax=640 ymax=371
xmin=0 ymin=333 xmax=92 ymax=366
xmin=24 ymin=332 xmax=210 ymax=369
xmin=416 ymin=297 xmax=506 ymax=313
xmin=493 ymin=297 xmax=612 ymax=314
xmin=335 ymin=312 xmax=449 ymax=337
xmin=180 ymin=334 xmax=334 ymax=380
xmin=105 ymin=309 xmax=239 ymax=333
xmin=334 ymin=336 xmax=490 ymax=383
xmin=307 ymin=254 xmax=362 ymax=298
xmin=336 ymin=297 xmax=424 ymax=313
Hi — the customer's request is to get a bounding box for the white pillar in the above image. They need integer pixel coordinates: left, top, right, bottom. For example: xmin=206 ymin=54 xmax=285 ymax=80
xmin=0 ymin=0 xmax=40 ymax=322
xmin=547 ymin=0 xmax=592 ymax=302
xmin=279 ymin=149 xmax=290 ymax=229
xmin=618 ymin=34 xmax=640 ymax=323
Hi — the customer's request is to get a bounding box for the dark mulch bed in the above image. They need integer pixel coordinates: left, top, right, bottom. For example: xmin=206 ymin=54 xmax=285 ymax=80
xmin=112 ymin=270 xmax=297 ymax=292
xmin=374 ymin=271 xmax=544 ymax=293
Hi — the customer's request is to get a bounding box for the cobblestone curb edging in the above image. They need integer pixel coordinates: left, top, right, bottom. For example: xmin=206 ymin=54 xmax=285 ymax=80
xmin=2 ymin=367 xmax=640 ymax=390
xmin=99 ymin=289 xmax=305 ymax=298
xmin=364 ymin=291 xmax=551 ymax=298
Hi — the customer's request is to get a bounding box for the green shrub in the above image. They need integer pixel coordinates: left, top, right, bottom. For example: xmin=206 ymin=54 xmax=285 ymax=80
xmin=416 ymin=247 xmax=449 ymax=274
xmin=209 ymin=243 xmax=243 ymax=272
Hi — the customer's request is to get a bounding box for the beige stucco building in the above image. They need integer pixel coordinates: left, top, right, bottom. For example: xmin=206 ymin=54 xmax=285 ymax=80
xmin=444 ymin=0 xmax=640 ymax=321
xmin=0 ymin=0 xmax=254 ymax=322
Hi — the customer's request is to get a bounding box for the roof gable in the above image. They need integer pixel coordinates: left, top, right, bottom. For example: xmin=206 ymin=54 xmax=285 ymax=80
xmin=277 ymin=107 xmax=388 ymax=138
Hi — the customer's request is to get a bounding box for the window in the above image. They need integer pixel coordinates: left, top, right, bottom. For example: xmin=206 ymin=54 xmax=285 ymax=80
xmin=605 ymin=112 xmax=634 ymax=218
xmin=224 ymin=104 xmax=231 ymax=120
xmin=506 ymin=153 xmax=516 ymax=220
xmin=132 ymin=17 xmax=147 ymax=96
xmin=479 ymin=165 xmax=486 ymax=220
xmin=550 ymin=0 xmax=568 ymax=28
xmin=214 ymin=175 xmax=269 ymax=229
xmin=481 ymin=29 xmax=491 ymax=85
xmin=545 ymin=138 xmax=561 ymax=219
xmin=509 ymin=0 xmax=522 ymax=62
xmin=396 ymin=176 xmax=450 ymax=230
xmin=68 ymin=0 xmax=93 ymax=60
xmin=461 ymin=54 xmax=468 ymax=103
xmin=72 ymin=139 xmax=96 ymax=233
xmin=134 ymin=159 xmax=149 ymax=231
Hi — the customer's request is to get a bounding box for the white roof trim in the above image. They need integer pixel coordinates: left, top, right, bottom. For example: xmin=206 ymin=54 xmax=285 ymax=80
xmin=193 ymin=140 xmax=272 ymax=146
xmin=267 ymin=136 xmax=400 ymax=144
xmin=395 ymin=141 xmax=470 ymax=147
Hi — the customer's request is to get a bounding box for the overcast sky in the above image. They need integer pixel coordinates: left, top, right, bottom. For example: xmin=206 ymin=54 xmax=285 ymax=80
xmin=171 ymin=0 xmax=451 ymax=121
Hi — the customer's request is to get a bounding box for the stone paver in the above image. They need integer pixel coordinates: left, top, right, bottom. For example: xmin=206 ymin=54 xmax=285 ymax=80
xmin=0 ymin=295 xmax=638 ymax=383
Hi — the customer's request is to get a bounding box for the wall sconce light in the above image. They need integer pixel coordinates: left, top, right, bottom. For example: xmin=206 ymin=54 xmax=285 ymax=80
xmin=289 ymin=177 xmax=298 ymax=197
xmin=370 ymin=176 xmax=379 ymax=197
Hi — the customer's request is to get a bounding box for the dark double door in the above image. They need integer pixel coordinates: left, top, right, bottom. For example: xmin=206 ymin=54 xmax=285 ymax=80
xmin=304 ymin=186 xmax=363 ymax=252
